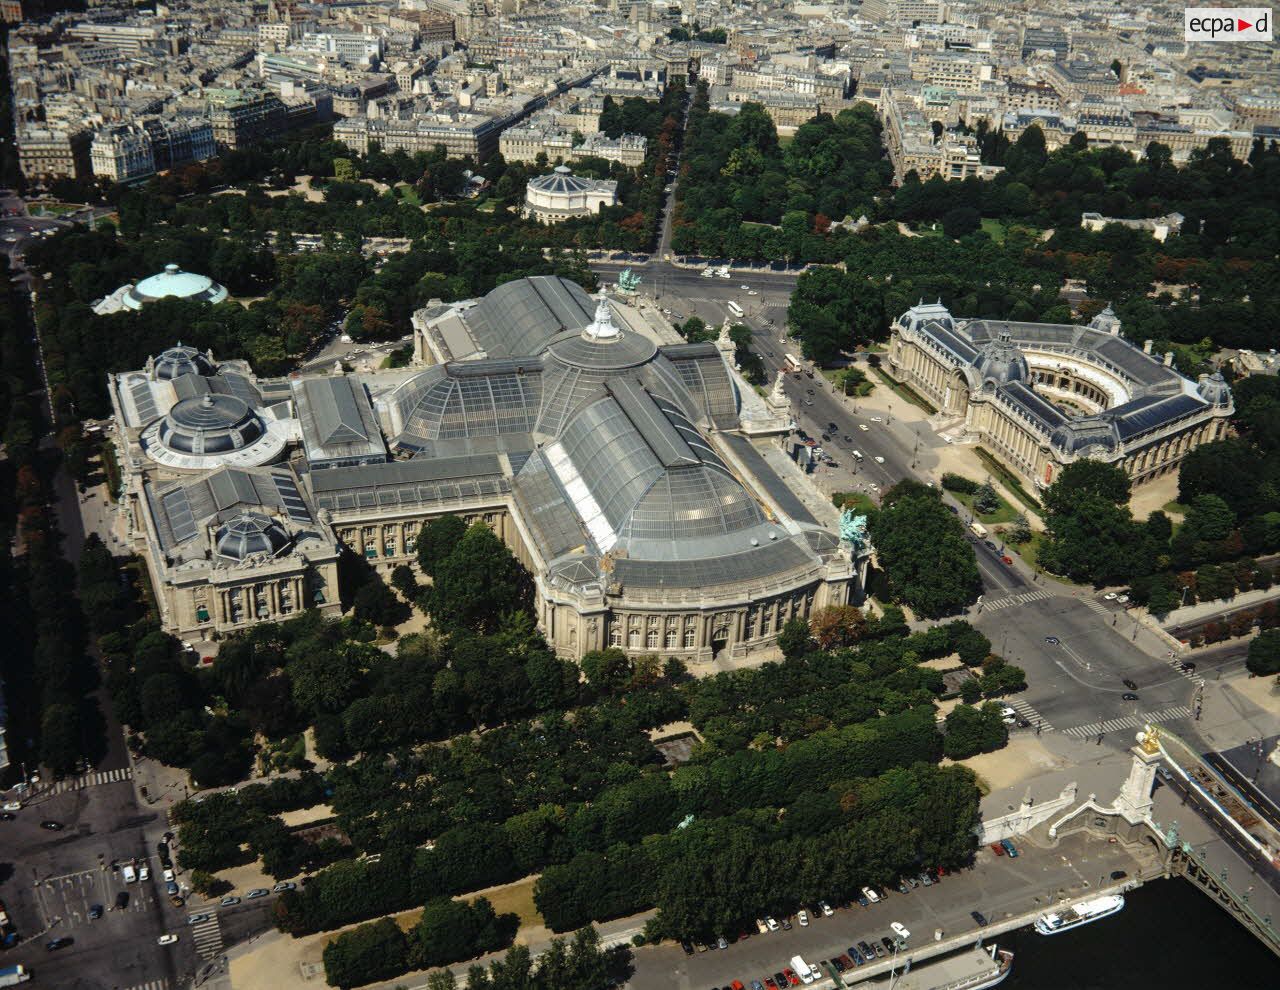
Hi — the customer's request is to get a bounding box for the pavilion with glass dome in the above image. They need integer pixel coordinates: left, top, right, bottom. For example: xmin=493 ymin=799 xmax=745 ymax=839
xmin=93 ymin=263 xmax=229 ymax=315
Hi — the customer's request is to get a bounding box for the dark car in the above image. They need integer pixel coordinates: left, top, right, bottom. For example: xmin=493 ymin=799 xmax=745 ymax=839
xmin=806 ymin=388 xmax=814 ymax=395
xmin=872 ymin=941 xmax=886 ymax=958
xmin=946 ymin=504 xmax=958 ymax=513
xmin=856 ymin=893 xmax=869 ymax=907
xmin=681 ymin=940 xmax=694 ymax=955
xmin=89 ymin=904 xmax=103 ymax=920
xmin=983 ymin=539 xmax=997 ymax=551
xmin=1110 ymin=870 xmax=1128 ymax=881
xmin=843 ymin=435 xmax=853 ymax=443
xmin=897 ymin=880 xmax=910 ymax=894
xmin=0 ymin=813 xmax=14 ymax=821
xmin=882 ymin=936 xmax=897 ymax=953
xmin=1180 ymin=662 xmax=1196 ymax=673
xmin=780 ymin=917 xmax=792 ymax=930
xmin=40 ymin=820 xmax=64 ymax=830
xmin=1045 ymin=635 xmax=1060 ymax=645
xmin=848 ymin=946 xmax=864 ymax=965
xmin=971 ymin=910 xmax=987 ymax=926
xmin=821 ymin=433 xmax=831 ymax=441
xmin=115 ymin=891 xmax=129 ymax=909
xmin=1122 ymin=678 xmax=1138 ymax=690
xmin=46 ymin=937 xmax=73 ymax=951
xmin=828 ymin=422 xmax=838 ymax=431
xmin=837 ymin=954 xmax=855 ymax=970
xmin=773 ymin=974 xmax=788 ymax=989
xmin=1122 ymin=692 xmax=1139 ymax=701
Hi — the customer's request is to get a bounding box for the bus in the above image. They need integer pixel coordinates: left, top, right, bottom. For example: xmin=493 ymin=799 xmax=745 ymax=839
xmin=784 ymin=353 xmax=803 ymax=373
xmin=726 ymin=300 xmax=744 ymax=319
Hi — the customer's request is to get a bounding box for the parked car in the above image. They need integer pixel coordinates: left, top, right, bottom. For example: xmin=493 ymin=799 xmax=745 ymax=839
xmin=897 ymin=880 xmax=910 ymax=894
xmin=990 ymin=841 xmax=1005 ymax=856
xmin=890 ymin=922 xmax=911 ymax=941
xmin=272 ymin=881 xmax=296 ymax=892
xmin=220 ymin=896 xmax=241 ymax=907
xmin=780 ymin=917 xmax=793 ymax=930
xmin=837 ymin=954 xmax=855 ymax=970
xmin=0 ymin=813 xmax=13 ymax=821
xmin=717 ymin=936 xmax=729 ymax=950
xmin=680 ymin=940 xmax=694 ymax=955
xmin=971 ymin=910 xmax=987 ymax=927
xmin=918 ymin=872 xmax=933 ymax=886
xmin=797 ymin=910 xmax=809 ymax=927
xmin=166 ymin=881 xmax=179 ymax=896
xmin=858 ymin=941 xmax=876 ymax=960
xmin=162 ymin=868 xmax=175 ymax=883
xmin=856 ymin=893 xmax=869 ymax=907
xmin=115 ymin=891 xmax=129 ymax=910
xmin=1045 ymin=636 xmax=1059 ymax=645
xmin=158 ymin=934 xmax=179 ymax=946
xmin=1110 ymin=870 xmax=1128 ymax=881
xmin=88 ymin=904 xmax=103 ymax=920
xmin=46 ymin=937 xmax=73 ymax=951
xmin=818 ymin=901 xmax=834 ymax=917
xmin=40 ymin=820 xmax=63 ymax=830
xmin=756 ymin=919 xmax=769 ymax=935
xmin=847 ymin=946 xmax=864 ymax=965
xmin=881 ymin=936 xmax=897 ymax=953
xmin=1001 ymin=839 xmax=1019 ymax=858
xmin=187 ymin=914 xmax=210 ymax=925
xmin=862 ymin=886 xmax=880 ymax=903
xmin=765 ymin=916 xmax=780 ymax=932
xmin=1123 ymin=678 xmax=1138 ymax=690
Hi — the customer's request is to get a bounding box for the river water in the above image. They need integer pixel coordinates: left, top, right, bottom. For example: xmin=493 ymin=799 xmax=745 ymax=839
xmin=999 ymin=878 xmax=1277 ymax=988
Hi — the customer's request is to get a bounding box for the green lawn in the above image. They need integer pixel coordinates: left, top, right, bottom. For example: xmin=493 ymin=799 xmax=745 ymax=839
xmin=973 ymin=447 xmax=1042 ymax=513
xmin=832 ymin=491 xmax=878 ymax=516
xmin=1162 ymin=500 xmax=1188 ymax=518
xmin=952 ymin=489 xmax=1018 ymax=525
xmin=396 ymin=184 xmax=422 ymax=207
xmin=870 ymin=367 xmax=937 ymax=414
xmin=980 ymin=218 xmax=1006 ymax=244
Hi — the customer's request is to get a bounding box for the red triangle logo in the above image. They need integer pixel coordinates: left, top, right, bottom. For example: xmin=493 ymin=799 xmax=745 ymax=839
xmin=1238 ymin=18 xmax=1252 ymax=30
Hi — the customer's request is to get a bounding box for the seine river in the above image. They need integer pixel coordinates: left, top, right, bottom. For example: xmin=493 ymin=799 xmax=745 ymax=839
xmin=999 ymin=878 xmax=1278 ymax=988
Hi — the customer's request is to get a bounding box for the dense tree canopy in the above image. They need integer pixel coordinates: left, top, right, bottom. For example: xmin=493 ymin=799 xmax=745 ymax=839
xmin=870 ymin=481 xmax=982 ymax=617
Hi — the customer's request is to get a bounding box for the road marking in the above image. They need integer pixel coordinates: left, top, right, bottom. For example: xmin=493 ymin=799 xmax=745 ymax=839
xmin=122 ymin=980 xmax=170 ymax=990
xmin=1082 ymin=598 xmax=1112 ymax=616
xmin=191 ymin=912 xmax=224 ymax=958
xmin=1061 ymin=706 xmax=1193 ymax=739
xmin=40 ymin=766 xmax=133 ymax=797
xmin=983 ymin=589 xmax=1051 ymax=611
xmin=1006 ymin=698 xmax=1054 ymax=731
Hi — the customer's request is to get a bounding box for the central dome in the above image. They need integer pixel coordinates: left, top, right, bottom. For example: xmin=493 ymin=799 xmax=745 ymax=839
xmin=974 ymin=330 xmax=1029 ymax=385
xmin=528 ymin=165 xmax=594 ymax=195
xmin=214 ymin=512 xmax=291 ymax=560
xmin=158 ymin=393 xmax=264 ymax=454
xmin=126 ymin=264 xmax=229 ymax=310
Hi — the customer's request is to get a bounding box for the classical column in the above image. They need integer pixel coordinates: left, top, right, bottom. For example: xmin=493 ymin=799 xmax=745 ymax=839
xmin=216 ymin=590 xmax=228 ymax=624
xmin=269 ymin=580 xmax=280 ymax=616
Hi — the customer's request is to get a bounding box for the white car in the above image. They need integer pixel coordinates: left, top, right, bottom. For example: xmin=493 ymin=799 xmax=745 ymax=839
xmin=797 ymin=909 xmax=809 ymax=927
xmin=1104 ymin=592 xmax=1118 ymax=600
xmin=162 ymin=868 xmax=175 ymax=883
xmin=819 ymin=901 xmax=834 ymax=917
xmin=942 ymin=435 xmax=953 ymax=444
xmin=1117 ymin=594 xmax=1130 ymax=604
xmin=862 ymin=886 xmax=881 ymax=903
xmin=741 ymin=284 xmax=750 ymax=290
xmin=748 ymin=289 xmax=759 ymax=295
xmin=874 ymin=456 xmax=885 ymax=464
xmin=701 ymin=269 xmax=714 ymax=278
xmin=158 ymin=934 xmax=179 ymax=946
xmin=870 ymin=416 xmax=883 ymax=422
xmin=139 ymin=865 xmax=150 ymax=881
xmin=890 ymin=922 xmax=911 ymax=941
xmin=859 ymin=424 xmax=869 ymax=431
xmin=765 ymin=916 xmax=780 ymax=932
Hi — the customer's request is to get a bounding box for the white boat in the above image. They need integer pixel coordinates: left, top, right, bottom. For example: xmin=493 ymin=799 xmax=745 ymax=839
xmin=1033 ymin=894 xmax=1125 ymax=935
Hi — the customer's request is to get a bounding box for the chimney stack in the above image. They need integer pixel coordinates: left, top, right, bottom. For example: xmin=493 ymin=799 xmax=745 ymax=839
xmin=1143 ymin=339 xmax=1153 ymax=354
xmin=1164 ymin=352 xmax=1174 ymax=367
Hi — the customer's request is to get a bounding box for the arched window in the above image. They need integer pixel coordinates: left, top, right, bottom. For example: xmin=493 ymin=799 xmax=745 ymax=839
xmin=646 ymin=628 xmax=658 ymax=649
xmin=684 ymin=626 xmax=697 ymax=648
xmin=609 ymin=623 xmax=622 ymax=647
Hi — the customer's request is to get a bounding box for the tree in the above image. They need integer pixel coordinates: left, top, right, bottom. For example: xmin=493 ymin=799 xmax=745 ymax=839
xmin=1008 ymin=513 xmax=1032 ymax=544
xmin=427 ymin=523 xmax=531 ymax=634
xmin=809 ymin=605 xmax=867 ymax=650
xmin=580 ymin=648 xmax=632 ymax=693
xmin=945 ymin=620 xmax=991 ymax=666
xmin=943 ymin=703 xmax=1008 ymax=759
xmin=972 ymin=482 xmax=999 ymax=515
xmin=1246 ymin=628 xmax=1280 ymax=676
xmin=391 ymin=564 xmax=419 ymax=600
xmin=40 ymin=703 xmax=83 ymax=774
xmin=1042 ymin=460 xmax=1131 ymax=517
xmin=323 ymin=917 xmax=409 ymax=989
xmin=777 ymin=616 xmax=811 ymax=661
xmin=417 ymin=515 xmax=469 ymax=577
xmin=870 ymin=482 xmax=981 ymax=617
xmin=942 ymin=206 xmax=981 ymax=240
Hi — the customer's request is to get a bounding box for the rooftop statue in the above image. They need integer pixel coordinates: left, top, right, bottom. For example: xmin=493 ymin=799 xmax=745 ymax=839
xmin=840 ymin=509 xmax=870 ymax=555
xmin=617 ymin=268 xmax=641 ymax=293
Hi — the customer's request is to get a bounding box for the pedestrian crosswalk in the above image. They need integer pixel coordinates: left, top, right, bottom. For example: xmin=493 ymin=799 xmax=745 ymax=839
xmin=1160 ymin=651 xmax=1206 ymax=686
xmin=190 ymin=911 xmax=224 ymax=959
xmin=983 ymin=589 xmax=1051 ymax=611
xmin=1082 ymin=597 xmax=1112 ymax=616
xmin=122 ymin=979 xmax=170 ymax=990
xmin=1005 ymin=698 xmax=1054 ymax=732
xmin=41 ymin=766 xmax=132 ymax=797
xmin=1061 ymin=706 xmax=1193 ymax=739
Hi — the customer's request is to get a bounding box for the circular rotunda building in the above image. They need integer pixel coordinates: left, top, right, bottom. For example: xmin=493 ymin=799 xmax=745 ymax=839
xmin=123 ymin=264 xmax=229 ymax=311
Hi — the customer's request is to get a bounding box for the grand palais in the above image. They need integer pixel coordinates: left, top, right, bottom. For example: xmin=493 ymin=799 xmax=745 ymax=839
xmin=107 ymin=275 xmax=867 ymax=662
